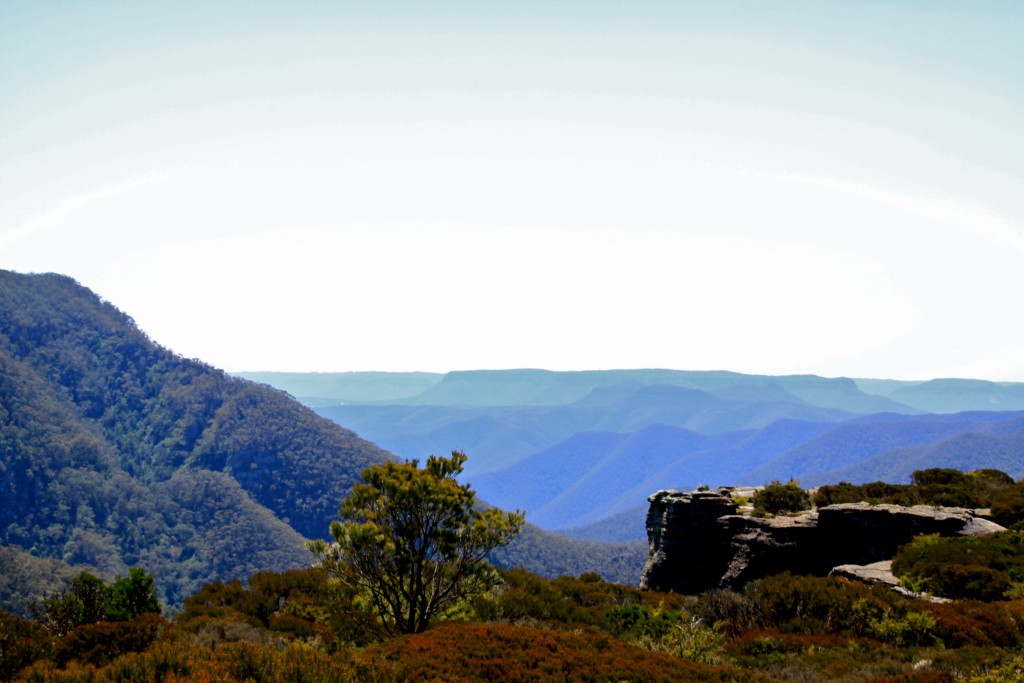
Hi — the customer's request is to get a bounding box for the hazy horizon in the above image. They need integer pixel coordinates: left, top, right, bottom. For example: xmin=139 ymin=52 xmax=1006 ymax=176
xmin=3 ymin=2 xmax=1023 ymax=380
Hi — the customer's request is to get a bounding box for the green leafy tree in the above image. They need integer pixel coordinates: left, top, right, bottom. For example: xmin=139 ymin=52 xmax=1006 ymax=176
xmin=32 ymin=568 xmax=161 ymax=637
xmin=73 ymin=571 xmax=110 ymax=625
xmin=34 ymin=571 xmax=107 ymax=638
xmin=107 ymin=568 xmax=161 ymax=621
xmin=307 ymin=451 xmax=524 ymax=635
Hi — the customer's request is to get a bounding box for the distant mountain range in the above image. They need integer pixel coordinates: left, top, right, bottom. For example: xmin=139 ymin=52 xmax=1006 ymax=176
xmin=237 ymin=369 xmax=1024 ymax=542
xmin=239 ymin=368 xmax=1024 ymax=415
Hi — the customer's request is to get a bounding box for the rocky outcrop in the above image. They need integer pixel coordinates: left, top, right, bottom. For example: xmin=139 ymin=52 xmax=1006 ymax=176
xmin=829 ymin=561 xmax=953 ymax=602
xmin=830 ymin=560 xmax=901 ymax=588
xmin=641 ymin=489 xmax=737 ymax=594
xmin=640 ymin=488 xmax=1005 ymax=593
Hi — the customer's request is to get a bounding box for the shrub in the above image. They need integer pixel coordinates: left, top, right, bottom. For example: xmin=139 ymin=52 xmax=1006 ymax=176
xmin=176 ymin=567 xmax=377 ymax=649
xmin=911 ymin=468 xmax=1015 ymax=509
xmin=811 ymin=469 xmax=1015 ymax=510
xmin=892 ymin=532 xmax=1024 ymax=601
xmin=866 ymin=609 xmax=939 ymax=647
xmin=367 ymin=621 xmax=772 ymax=682
xmin=813 ymin=481 xmax=913 ymax=507
xmin=26 ymin=637 xmax=390 ymax=683
xmin=740 ymin=573 xmax=892 ymax=636
xmin=920 ymin=601 xmax=1024 ymax=648
xmin=0 ymin=609 xmax=53 ymax=681
xmin=968 ymin=655 xmax=1024 ymax=682
xmin=691 ymin=589 xmax=751 ymax=637
xmin=606 ymin=603 xmax=725 ymax=664
xmin=752 ymin=481 xmax=812 ymax=515
xmin=477 ymin=568 xmax=689 ymax=634
xmin=990 ymin=483 xmax=1024 ymax=530
xmin=53 ymin=612 xmax=166 ymax=667
xmin=631 ymin=615 xmax=727 ymax=664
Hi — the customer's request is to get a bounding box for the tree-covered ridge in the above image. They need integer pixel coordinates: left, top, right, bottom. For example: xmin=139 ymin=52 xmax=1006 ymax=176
xmin=0 ymin=270 xmax=392 ymax=608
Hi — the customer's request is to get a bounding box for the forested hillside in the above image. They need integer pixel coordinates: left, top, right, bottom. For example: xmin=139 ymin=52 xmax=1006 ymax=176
xmin=0 ymin=271 xmax=392 ymax=607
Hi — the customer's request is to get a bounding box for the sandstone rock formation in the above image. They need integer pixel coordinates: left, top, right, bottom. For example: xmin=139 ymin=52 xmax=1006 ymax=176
xmin=829 ymin=560 xmax=901 ymax=588
xmin=640 ymin=488 xmax=1005 ymax=594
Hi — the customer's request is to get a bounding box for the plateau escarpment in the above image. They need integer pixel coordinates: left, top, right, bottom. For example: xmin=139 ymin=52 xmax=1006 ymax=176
xmin=640 ymin=488 xmax=1004 ymax=594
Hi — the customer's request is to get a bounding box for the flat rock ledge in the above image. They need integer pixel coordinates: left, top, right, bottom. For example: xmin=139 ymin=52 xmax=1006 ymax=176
xmin=830 ymin=560 xmax=901 ymax=587
xmin=830 ymin=560 xmax=952 ymax=603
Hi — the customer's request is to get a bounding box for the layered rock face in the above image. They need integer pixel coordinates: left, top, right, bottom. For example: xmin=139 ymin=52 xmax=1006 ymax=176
xmin=640 ymin=489 xmax=1005 ymax=593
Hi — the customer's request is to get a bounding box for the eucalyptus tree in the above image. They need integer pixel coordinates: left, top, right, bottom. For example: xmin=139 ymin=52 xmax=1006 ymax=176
xmin=308 ymin=451 xmax=524 ymax=635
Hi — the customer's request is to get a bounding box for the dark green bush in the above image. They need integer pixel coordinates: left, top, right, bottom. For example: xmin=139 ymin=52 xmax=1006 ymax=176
xmin=741 ymin=573 xmax=884 ymax=635
xmin=813 ymin=481 xmax=914 ymax=507
xmin=752 ymin=481 xmax=811 ymax=515
xmin=811 ymin=469 xmax=1016 ymax=511
xmin=605 ymin=604 xmax=682 ymax=640
xmin=990 ymin=483 xmax=1024 ymax=530
xmin=892 ymin=531 xmax=1024 ymax=601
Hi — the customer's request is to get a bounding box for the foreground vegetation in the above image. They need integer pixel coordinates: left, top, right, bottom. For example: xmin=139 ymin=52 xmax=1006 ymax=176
xmin=7 ymin=466 xmax=1024 ymax=681
xmin=308 ymin=451 xmax=525 ymax=636
xmin=5 ymin=559 xmax=1024 ymax=682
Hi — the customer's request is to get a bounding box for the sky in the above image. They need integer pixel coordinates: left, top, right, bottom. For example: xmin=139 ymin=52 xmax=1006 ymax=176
xmin=2 ymin=1 xmax=1023 ymax=380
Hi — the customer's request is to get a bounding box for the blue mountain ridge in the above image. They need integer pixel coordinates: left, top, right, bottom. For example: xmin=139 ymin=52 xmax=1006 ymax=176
xmin=317 ymin=382 xmax=865 ymax=477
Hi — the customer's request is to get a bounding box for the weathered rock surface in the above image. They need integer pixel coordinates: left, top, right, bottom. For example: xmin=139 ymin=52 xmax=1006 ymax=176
xmin=640 ymin=489 xmax=1005 ymax=593
xmin=640 ymin=489 xmax=737 ymax=594
xmin=830 ymin=561 xmax=953 ymax=602
xmin=830 ymin=560 xmax=901 ymax=587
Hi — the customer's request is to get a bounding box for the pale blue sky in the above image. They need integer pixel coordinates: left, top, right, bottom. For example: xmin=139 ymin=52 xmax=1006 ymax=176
xmin=2 ymin=1 xmax=1023 ymax=379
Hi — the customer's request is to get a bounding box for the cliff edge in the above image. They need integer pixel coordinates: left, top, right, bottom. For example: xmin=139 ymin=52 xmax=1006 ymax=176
xmin=639 ymin=488 xmax=1005 ymax=593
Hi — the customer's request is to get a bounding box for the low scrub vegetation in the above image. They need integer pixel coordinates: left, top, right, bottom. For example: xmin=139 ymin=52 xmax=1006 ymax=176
xmin=752 ymin=480 xmax=812 ymax=515
xmin=7 ymin=563 xmax=1024 ymax=682
xmin=8 ymin=466 xmax=1024 ymax=681
xmin=812 ymin=469 xmax=1024 ymax=528
xmin=892 ymin=532 xmax=1024 ymax=601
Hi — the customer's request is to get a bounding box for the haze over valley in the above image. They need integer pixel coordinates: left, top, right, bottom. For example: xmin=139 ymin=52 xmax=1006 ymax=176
xmin=240 ymin=369 xmax=1024 ymax=540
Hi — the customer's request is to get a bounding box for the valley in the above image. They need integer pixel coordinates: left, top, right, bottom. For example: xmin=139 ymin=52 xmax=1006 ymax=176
xmin=239 ymin=369 xmax=1024 ymax=541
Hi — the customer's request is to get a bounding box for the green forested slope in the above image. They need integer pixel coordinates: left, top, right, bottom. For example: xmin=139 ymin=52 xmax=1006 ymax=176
xmin=0 ymin=270 xmax=392 ymax=607
xmin=0 ymin=546 xmax=97 ymax=618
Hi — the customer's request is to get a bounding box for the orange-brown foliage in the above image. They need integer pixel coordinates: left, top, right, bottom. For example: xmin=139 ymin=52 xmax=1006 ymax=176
xmin=369 ymin=621 xmax=772 ymax=682
xmin=920 ymin=600 xmax=1024 ymax=648
xmin=53 ymin=612 xmax=166 ymax=667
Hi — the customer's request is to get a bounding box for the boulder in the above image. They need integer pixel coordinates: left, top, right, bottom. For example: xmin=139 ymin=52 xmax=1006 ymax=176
xmin=830 ymin=560 xmax=901 ymax=587
xmin=829 ymin=560 xmax=952 ymax=602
